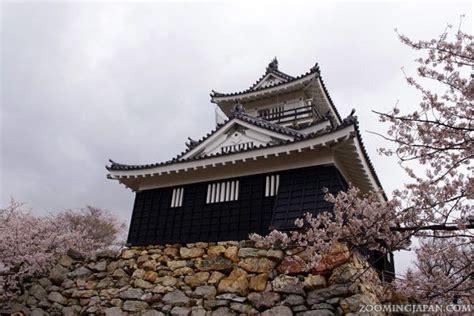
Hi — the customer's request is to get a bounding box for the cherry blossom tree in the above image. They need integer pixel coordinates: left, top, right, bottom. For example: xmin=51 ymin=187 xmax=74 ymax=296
xmin=0 ymin=200 xmax=125 ymax=300
xmin=55 ymin=206 xmax=127 ymax=249
xmin=402 ymin=237 xmax=473 ymax=304
xmin=251 ymin=21 xmax=473 ymax=303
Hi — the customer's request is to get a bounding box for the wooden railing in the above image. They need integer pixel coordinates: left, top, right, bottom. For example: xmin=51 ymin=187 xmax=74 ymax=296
xmin=257 ymin=105 xmax=317 ymax=124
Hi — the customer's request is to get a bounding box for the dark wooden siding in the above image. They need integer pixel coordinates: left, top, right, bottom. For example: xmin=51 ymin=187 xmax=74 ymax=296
xmin=270 ymin=165 xmax=347 ymax=230
xmin=127 ymin=164 xmax=394 ymax=278
xmin=128 ymin=172 xmax=275 ymax=246
xmin=127 ymin=164 xmax=346 ymax=246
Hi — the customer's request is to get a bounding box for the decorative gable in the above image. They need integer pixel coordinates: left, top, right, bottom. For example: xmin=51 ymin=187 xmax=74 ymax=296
xmin=253 ymin=73 xmax=287 ymax=90
xmin=179 ymin=118 xmax=295 ymax=160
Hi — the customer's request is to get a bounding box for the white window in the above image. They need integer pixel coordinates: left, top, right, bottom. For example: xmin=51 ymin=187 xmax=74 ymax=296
xmin=170 ymin=187 xmax=184 ymax=208
xmin=265 ymin=174 xmax=280 ymax=197
xmin=206 ymin=180 xmax=239 ymax=203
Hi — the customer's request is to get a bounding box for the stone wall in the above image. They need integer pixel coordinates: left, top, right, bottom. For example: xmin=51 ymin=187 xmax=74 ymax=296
xmin=8 ymin=241 xmax=384 ymax=315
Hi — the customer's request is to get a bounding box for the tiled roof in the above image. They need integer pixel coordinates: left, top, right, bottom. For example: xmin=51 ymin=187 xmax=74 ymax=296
xmin=170 ymin=110 xmax=306 ymax=161
xmin=232 ymin=111 xmax=305 ymax=138
xmin=210 ymin=60 xmax=320 ymax=98
xmin=247 ymin=67 xmax=295 ymax=91
xmin=107 ymin=114 xmax=357 ymax=172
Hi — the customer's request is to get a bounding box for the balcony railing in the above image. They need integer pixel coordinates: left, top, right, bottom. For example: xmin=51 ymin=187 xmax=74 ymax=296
xmin=257 ymin=105 xmax=317 ymax=124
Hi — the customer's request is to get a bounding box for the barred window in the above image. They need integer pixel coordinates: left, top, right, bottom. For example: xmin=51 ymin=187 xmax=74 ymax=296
xmin=265 ymin=174 xmax=280 ymax=197
xmin=206 ymin=180 xmax=239 ymax=203
xmin=170 ymin=187 xmax=184 ymax=208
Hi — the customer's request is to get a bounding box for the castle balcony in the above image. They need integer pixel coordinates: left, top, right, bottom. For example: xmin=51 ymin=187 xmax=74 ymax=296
xmin=257 ymin=104 xmax=319 ymax=126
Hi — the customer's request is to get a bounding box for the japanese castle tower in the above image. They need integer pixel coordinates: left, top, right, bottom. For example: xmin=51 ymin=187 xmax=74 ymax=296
xmin=106 ymin=59 xmax=391 ymax=275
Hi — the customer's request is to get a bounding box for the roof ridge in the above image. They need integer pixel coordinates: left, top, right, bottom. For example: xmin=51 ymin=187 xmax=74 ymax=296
xmin=106 ymin=120 xmax=354 ymax=172
xmin=211 ymin=62 xmax=320 ymax=99
xmin=233 ymin=112 xmax=304 ymax=138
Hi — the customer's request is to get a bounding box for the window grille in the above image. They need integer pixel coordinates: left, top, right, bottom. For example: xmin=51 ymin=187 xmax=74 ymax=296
xmin=206 ymin=180 xmax=239 ymax=203
xmin=170 ymin=187 xmax=184 ymax=207
xmin=265 ymin=174 xmax=280 ymax=197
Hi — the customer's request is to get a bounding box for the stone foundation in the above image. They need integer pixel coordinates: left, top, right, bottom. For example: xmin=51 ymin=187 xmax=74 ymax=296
xmin=7 ymin=241 xmax=385 ymax=315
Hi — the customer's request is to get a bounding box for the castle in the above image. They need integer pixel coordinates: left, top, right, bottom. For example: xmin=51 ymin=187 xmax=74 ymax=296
xmin=106 ymin=58 xmax=394 ymax=279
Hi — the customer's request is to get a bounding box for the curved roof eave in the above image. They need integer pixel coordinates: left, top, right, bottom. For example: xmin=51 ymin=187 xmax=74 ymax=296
xmin=210 ymin=66 xmax=319 ymax=101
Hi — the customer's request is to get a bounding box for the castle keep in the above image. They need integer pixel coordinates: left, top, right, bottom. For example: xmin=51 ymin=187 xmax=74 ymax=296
xmin=106 ymin=59 xmax=393 ymax=278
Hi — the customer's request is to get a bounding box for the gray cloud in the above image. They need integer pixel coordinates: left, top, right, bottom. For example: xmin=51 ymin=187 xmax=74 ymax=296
xmin=1 ymin=2 xmax=471 ymax=273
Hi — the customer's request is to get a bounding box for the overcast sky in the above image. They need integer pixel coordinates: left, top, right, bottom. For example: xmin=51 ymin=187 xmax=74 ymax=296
xmin=1 ymin=1 xmax=471 ymax=274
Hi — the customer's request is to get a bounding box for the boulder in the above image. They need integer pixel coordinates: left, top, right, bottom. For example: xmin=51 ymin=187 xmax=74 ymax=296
xmin=229 ymin=302 xmax=258 ymax=314
xmin=49 ymin=264 xmax=69 ymax=285
xmin=292 ymin=305 xmax=308 ymax=312
xmin=92 ymin=260 xmax=107 ymax=272
xmin=142 ymin=310 xmax=166 ymax=316
xmin=277 ymin=256 xmax=306 ymax=275
xmin=211 ymin=307 xmax=237 ymax=316
xmin=38 ymin=277 xmax=52 ymax=288
xmin=311 ymin=247 xmax=350 ymax=275
xmin=152 ymin=284 xmax=174 ymax=294
xmin=132 ymin=268 xmax=145 ymax=279
xmin=238 ymin=257 xmax=275 ymax=273
xmin=304 ymin=275 xmax=326 ymax=289
xmin=164 ymin=247 xmax=179 ymax=257
xmin=47 ymin=291 xmax=67 ymax=305
xmin=339 ymin=293 xmax=378 ymax=313
xmin=134 ymin=278 xmax=154 ymax=289
xmin=194 ymin=285 xmax=217 ymax=299
xmin=162 ymin=290 xmax=191 ymax=306
xmin=208 ymin=245 xmax=226 ymax=257
xmin=180 ymin=247 xmax=204 ymax=259
xmin=224 ymin=246 xmax=238 ymax=262
xmin=284 ymin=294 xmax=305 ymax=306
xmin=261 ymin=306 xmax=293 ymax=316
xmin=217 ymin=268 xmax=249 ymax=296
xmin=247 ymin=292 xmax=280 ymax=309
xmin=70 ymin=266 xmax=92 ymax=278
xmin=96 ymin=249 xmax=119 ymax=259
xmin=113 ymin=268 xmax=128 ymax=278
xmin=144 ymin=270 xmax=159 ymax=283
xmin=71 ymin=289 xmax=96 ymax=298
xmin=170 ymin=306 xmax=191 ymax=316
xmin=328 ymin=262 xmax=358 ymax=285
xmin=215 ymin=293 xmax=247 ymax=302
xmin=310 ymin=303 xmax=334 ymax=310
xmin=58 ymin=255 xmax=74 ymax=267
xmin=306 ymin=283 xmax=357 ymax=305
xmin=67 ymin=249 xmax=85 ymax=261
xmin=190 ymin=307 xmax=207 ymax=316
xmin=249 ymin=273 xmax=268 ymax=291
xmin=173 ymin=267 xmax=194 ymax=276
xmin=142 ymin=259 xmax=158 ymax=270
xmin=104 ymin=307 xmax=126 ymax=316
xmin=123 ymin=300 xmax=149 ymax=312
xmin=29 ymin=284 xmax=47 ymax=301
xmin=137 ymin=254 xmax=150 ymax=264
xmin=271 ymin=275 xmax=305 ymax=295
xmin=120 ymin=287 xmax=144 ymax=300
xmin=204 ymin=299 xmax=229 ymax=309
xmin=196 ymin=256 xmax=232 ymax=272
xmin=184 ymin=272 xmax=210 ymax=287
xmin=266 ymin=249 xmax=284 ymax=260
xmin=237 ymin=247 xmax=259 ymax=258
xmin=167 ymin=260 xmax=187 ymax=270
xmin=30 ymin=309 xmax=48 ymax=316
xmin=121 ymin=249 xmax=137 ymax=259
xmin=208 ymin=271 xmax=225 ymax=284
xmin=159 ymin=275 xmax=178 ymax=287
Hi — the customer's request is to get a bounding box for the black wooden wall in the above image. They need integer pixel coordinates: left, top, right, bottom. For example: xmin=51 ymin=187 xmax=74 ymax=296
xmin=127 ymin=164 xmax=346 ymax=246
xmin=127 ymin=164 xmax=395 ymax=278
xmin=270 ymin=165 xmax=347 ymax=230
